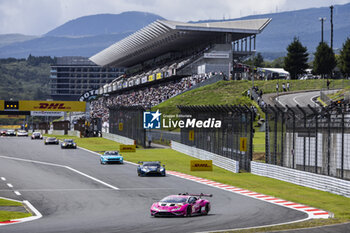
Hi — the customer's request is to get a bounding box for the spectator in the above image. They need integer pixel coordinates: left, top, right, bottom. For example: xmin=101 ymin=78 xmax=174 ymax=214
xmin=282 ymin=83 xmax=286 ymax=92
xmin=148 ymin=133 xmax=152 ymax=148
xmin=276 ymin=83 xmax=279 ymax=92
xmin=90 ymin=73 xmax=216 ymax=125
xmin=287 ymin=82 xmax=290 ymax=91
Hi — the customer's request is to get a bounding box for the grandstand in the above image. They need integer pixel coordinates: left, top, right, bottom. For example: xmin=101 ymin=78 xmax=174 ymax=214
xmin=50 ymin=56 xmax=124 ymax=101
xmin=88 ymin=18 xmax=271 ymax=129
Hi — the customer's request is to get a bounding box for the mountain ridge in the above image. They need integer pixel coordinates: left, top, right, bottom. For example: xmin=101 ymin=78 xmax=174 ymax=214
xmin=0 ymin=5 xmax=349 ymax=59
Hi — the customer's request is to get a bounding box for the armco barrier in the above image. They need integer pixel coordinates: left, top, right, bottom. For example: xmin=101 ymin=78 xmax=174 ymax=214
xmin=48 ymin=130 xmax=64 ymax=135
xmin=171 ymin=141 xmax=239 ymax=173
xmin=102 ymin=132 xmax=134 ymax=145
xmin=68 ymin=130 xmax=81 ymax=137
xmin=251 ymin=161 xmax=350 ymax=198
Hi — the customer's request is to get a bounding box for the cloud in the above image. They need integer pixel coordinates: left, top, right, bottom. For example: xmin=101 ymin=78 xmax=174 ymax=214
xmin=0 ymin=0 xmax=349 ymax=35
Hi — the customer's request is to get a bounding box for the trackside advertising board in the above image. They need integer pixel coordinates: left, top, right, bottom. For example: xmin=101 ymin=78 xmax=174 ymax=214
xmin=0 ymin=100 xmax=4 ymax=111
xmin=120 ymin=145 xmax=136 ymax=152
xmin=18 ymin=101 xmax=86 ymax=112
xmin=190 ymin=160 xmax=213 ymax=171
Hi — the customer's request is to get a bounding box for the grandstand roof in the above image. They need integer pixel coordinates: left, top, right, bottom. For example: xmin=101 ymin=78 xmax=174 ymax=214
xmin=90 ymin=18 xmax=271 ymax=67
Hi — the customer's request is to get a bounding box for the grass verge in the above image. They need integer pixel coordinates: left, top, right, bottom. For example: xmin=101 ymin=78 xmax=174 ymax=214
xmin=0 ymin=199 xmax=23 ymax=206
xmin=48 ymin=135 xmax=350 ymax=231
xmin=0 ymin=199 xmax=32 ymax=222
xmin=0 ymin=210 xmax=31 ymax=222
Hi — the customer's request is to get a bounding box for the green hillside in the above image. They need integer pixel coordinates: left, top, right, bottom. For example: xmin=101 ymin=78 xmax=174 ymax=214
xmin=0 ymin=57 xmax=52 ymax=100
xmin=155 ymin=79 xmax=348 ymax=112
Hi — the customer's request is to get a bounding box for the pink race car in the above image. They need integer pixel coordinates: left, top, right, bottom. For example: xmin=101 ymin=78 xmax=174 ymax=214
xmin=150 ymin=193 xmax=212 ymax=217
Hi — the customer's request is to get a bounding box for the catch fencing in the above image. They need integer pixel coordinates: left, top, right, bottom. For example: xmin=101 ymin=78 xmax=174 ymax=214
xmin=265 ymin=103 xmax=350 ymax=180
xmin=178 ymin=105 xmax=253 ymax=171
xmin=109 ymin=105 xmax=146 ymax=147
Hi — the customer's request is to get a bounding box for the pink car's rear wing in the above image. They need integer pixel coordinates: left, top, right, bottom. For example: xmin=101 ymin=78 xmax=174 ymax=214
xmin=178 ymin=193 xmax=213 ymax=198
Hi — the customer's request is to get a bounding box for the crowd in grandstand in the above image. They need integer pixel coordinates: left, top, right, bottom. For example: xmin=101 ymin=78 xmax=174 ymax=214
xmin=90 ymin=73 xmax=217 ymax=121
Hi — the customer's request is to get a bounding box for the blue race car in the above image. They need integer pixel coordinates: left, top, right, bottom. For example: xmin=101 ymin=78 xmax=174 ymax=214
xmin=137 ymin=161 xmax=166 ymax=176
xmin=100 ymin=151 xmax=124 ymax=164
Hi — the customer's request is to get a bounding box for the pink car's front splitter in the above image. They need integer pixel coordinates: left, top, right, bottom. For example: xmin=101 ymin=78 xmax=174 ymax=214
xmin=166 ymin=171 xmax=331 ymax=220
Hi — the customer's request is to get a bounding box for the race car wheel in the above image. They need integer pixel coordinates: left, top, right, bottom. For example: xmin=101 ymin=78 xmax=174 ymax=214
xmin=203 ymin=203 xmax=210 ymax=215
xmin=186 ymin=206 xmax=192 ymax=217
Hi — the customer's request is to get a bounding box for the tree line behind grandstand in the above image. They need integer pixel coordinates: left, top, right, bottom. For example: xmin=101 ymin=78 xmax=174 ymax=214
xmin=0 ymin=55 xmax=54 ymax=101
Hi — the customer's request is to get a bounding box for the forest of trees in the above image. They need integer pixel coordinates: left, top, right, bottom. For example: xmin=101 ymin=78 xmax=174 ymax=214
xmin=0 ymin=55 xmax=54 ymax=100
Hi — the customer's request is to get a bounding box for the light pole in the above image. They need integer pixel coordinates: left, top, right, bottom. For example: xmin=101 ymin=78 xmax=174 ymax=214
xmin=330 ymin=5 xmax=334 ymax=50
xmin=319 ymin=17 xmax=326 ymax=43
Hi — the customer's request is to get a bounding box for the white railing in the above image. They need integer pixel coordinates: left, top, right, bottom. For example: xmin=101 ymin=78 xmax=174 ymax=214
xmin=251 ymin=161 xmax=350 ymax=198
xmin=171 ymin=141 xmax=239 ymax=173
xmin=102 ymin=132 xmax=135 ymax=145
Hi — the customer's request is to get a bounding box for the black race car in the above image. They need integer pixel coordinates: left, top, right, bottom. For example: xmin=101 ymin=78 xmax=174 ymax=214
xmin=61 ymin=139 xmax=77 ymax=149
xmin=44 ymin=137 xmax=59 ymax=145
xmin=137 ymin=161 xmax=166 ymax=177
xmin=31 ymin=132 xmax=43 ymax=139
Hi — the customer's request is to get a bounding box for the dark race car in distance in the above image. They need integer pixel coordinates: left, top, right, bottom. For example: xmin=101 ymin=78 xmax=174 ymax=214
xmin=61 ymin=139 xmax=77 ymax=149
xmin=44 ymin=137 xmax=59 ymax=145
xmin=31 ymin=132 xmax=43 ymax=139
xmin=137 ymin=161 xmax=166 ymax=176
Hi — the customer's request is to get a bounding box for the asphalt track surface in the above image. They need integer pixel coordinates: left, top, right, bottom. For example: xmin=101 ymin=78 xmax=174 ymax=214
xmin=275 ymin=90 xmax=321 ymax=108
xmin=275 ymin=89 xmax=340 ymax=108
xmin=0 ymin=137 xmax=307 ymax=233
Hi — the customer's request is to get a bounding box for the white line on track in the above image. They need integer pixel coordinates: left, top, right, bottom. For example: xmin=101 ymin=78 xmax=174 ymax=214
xmin=0 ymin=155 xmax=119 ymax=190
xmin=1 ymin=177 xmax=6 ymax=181
xmin=14 ymin=191 xmax=21 ymax=196
xmin=292 ymin=96 xmax=302 ymax=106
xmin=7 ymin=183 xmax=13 ymax=188
xmin=0 ymin=187 xmax=175 ymax=192
xmin=66 ymin=167 xmax=119 ymax=190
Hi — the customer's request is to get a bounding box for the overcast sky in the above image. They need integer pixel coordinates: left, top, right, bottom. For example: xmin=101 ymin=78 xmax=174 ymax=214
xmin=0 ymin=0 xmax=349 ymax=35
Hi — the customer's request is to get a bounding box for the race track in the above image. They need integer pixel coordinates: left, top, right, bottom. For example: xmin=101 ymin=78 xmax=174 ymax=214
xmin=0 ymin=137 xmax=307 ymax=233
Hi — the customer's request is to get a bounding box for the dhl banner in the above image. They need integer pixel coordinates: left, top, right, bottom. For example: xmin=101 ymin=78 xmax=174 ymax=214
xmin=0 ymin=125 xmax=21 ymax=129
xmin=0 ymin=100 xmax=4 ymax=111
xmin=120 ymin=144 xmax=136 ymax=152
xmin=0 ymin=115 xmax=25 ymax=119
xmin=18 ymin=101 xmax=86 ymax=112
xmin=190 ymin=160 xmax=213 ymax=171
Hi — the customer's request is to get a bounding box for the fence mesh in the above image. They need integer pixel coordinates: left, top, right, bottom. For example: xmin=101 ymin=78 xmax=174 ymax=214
xmin=265 ymin=103 xmax=350 ymax=180
xmin=109 ymin=105 xmax=146 ymax=147
xmin=178 ymin=105 xmax=253 ymax=171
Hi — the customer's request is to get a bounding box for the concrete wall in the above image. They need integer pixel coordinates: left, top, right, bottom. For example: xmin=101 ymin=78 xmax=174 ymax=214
xmin=68 ymin=130 xmax=81 ymax=137
xmin=251 ymin=161 xmax=350 ymax=198
xmin=48 ymin=130 xmax=65 ymax=135
xmin=102 ymin=132 xmax=135 ymax=145
xmin=171 ymin=141 xmax=239 ymax=173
